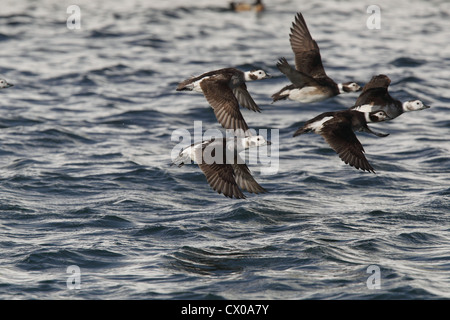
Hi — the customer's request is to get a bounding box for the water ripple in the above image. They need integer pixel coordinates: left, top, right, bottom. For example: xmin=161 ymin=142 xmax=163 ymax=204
xmin=0 ymin=0 xmax=449 ymax=300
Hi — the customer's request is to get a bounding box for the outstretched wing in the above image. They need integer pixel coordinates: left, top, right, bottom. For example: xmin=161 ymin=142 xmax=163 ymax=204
xmin=289 ymin=12 xmax=328 ymax=78
xmin=360 ymin=74 xmax=391 ymax=93
xmin=276 ymin=57 xmax=318 ymax=87
xmin=232 ymin=83 xmax=261 ymax=113
xmin=232 ymin=163 xmax=267 ymax=194
xmin=353 ymin=74 xmax=393 ymax=108
xmin=198 ymin=163 xmax=246 ymax=199
xmin=353 ymin=87 xmax=391 ymax=108
xmin=321 ymin=119 xmax=375 ymax=173
xmin=200 ymin=76 xmax=249 ymax=131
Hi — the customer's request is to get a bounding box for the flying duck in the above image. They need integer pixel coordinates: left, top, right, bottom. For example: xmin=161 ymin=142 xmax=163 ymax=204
xmin=293 ymin=109 xmax=391 ymax=173
xmin=0 ymin=78 xmax=13 ymax=89
xmin=350 ymin=74 xmax=430 ymax=119
xmin=176 ymin=68 xmax=271 ymax=132
xmin=171 ymin=135 xmax=271 ymax=199
xmin=272 ymin=12 xmax=361 ymax=104
xmin=230 ymin=0 xmax=265 ymax=12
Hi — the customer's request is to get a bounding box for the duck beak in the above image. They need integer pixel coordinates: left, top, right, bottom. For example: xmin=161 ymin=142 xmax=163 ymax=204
xmin=423 ymin=104 xmax=431 ymax=109
xmin=265 ymin=73 xmax=272 ymax=79
xmin=5 ymin=83 xmax=13 ymax=88
xmin=266 ymin=140 xmax=272 ymax=145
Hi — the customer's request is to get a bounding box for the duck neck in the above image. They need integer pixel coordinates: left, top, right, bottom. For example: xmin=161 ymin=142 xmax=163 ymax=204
xmin=402 ymin=101 xmax=410 ymax=112
xmin=244 ymin=71 xmax=255 ymax=82
xmin=364 ymin=112 xmax=373 ymax=123
xmin=232 ymin=136 xmax=248 ymax=150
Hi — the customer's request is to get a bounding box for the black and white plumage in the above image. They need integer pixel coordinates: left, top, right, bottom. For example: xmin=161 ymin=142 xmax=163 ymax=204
xmin=350 ymin=74 xmax=430 ymax=119
xmin=171 ymin=135 xmax=271 ymax=199
xmin=0 ymin=78 xmax=13 ymax=89
xmin=176 ymin=68 xmax=270 ymax=132
xmin=272 ymin=12 xmax=361 ymax=104
xmin=293 ymin=110 xmax=391 ymax=173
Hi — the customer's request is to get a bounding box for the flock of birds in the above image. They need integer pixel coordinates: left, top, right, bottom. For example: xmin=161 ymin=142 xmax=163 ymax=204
xmin=172 ymin=11 xmax=430 ymax=199
xmin=0 ymin=8 xmax=430 ymax=200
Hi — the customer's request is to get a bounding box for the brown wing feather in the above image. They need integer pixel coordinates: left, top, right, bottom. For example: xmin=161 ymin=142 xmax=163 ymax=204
xmin=198 ymin=163 xmax=246 ymax=199
xmin=360 ymin=74 xmax=391 ymax=93
xmin=232 ymin=83 xmax=261 ymax=113
xmin=354 ymin=87 xmax=393 ymax=108
xmin=232 ymin=163 xmax=267 ymax=194
xmin=289 ymin=12 xmax=328 ymax=78
xmin=276 ymin=57 xmax=318 ymax=87
xmin=200 ymin=77 xmax=249 ymax=131
xmin=353 ymin=75 xmax=398 ymax=108
xmin=320 ymin=118 xmax=375 ymax=173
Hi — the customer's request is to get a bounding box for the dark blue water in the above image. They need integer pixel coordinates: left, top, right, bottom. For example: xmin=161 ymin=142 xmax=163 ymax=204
xmin=0 ymin=0 xmax=449 ymax=299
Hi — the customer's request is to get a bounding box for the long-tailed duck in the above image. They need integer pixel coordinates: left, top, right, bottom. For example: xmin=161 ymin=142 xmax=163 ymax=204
xmin=272 ymin=12 xmax=361 ymax=104
xmin=293 ymin=110 xmax=391 ymax=173
xmin=177 ymin=68 xmax=270 ymax=132
xmin=171 ymin=135 xmax=270 ymax=199
xmin=0 ymin=78 xmax=13 ymax=89
xmin=230 ymin=0 xmax=265 ymax=12
xmin=350 ymin=74 xmax=430 ymax=119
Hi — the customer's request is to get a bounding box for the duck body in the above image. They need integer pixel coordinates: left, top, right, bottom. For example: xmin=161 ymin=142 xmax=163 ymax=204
xmin=172 ymin=136 xmax=271 ymax=199
xmin=177 ymin=67 xmax=270 ymax=132
xmin=272 ymin=12 xmax=361 ymax=104
xmin=350 ymin=74 xmax=430 ymax=120
xmin=293 ymin=109 xmax=391 ymax=173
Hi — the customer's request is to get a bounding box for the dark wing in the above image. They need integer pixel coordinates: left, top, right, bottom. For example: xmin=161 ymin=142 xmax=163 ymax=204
xmin=176 ymin=68 xmax=237 ymax=91
xmin=320 ymin=118 xmax=375 ymax=173
xmin=198 ymin=163 xmax=246 ymax=199
xmin=200 ymin=76 xmax=249 ymax=131
xmin=276 ymin=57 xmax=318 ymax=87
xmin=360 ymin=74 xmax=391 ymax=93
xmin=271 ymin=83 xmax=295 ymax=102
xmin=232 ymin=83 xmax=261 ymax=112
xmin=293 ymin=111 xmax=336 ymax=137
xmin=176 ymin=76 xmax=196 ymax=91
xmin=289 ymin=12 xmax=328 ymax=78
xmin=232 ymin=163 xmax=267 ymax=194
xmin=353 ymin=87 xmax=394 ymax=108
xmin=352 ymin=74 xmax=399 ymax=109
xmin=360 ymin=124 xmax=390 ymax=138
xmin=353 ymin=74 xmax=390 ymax=107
